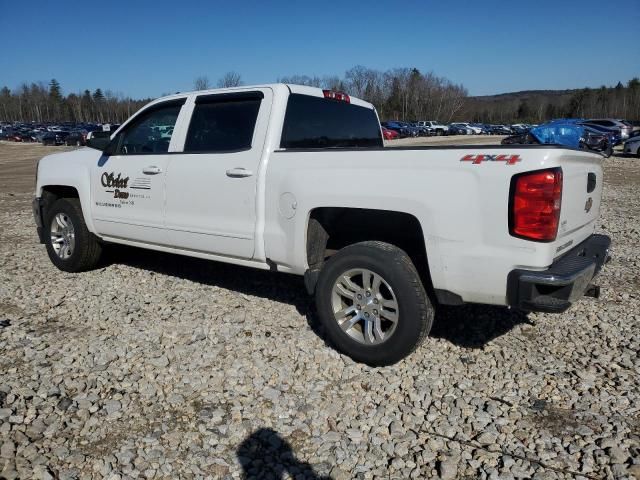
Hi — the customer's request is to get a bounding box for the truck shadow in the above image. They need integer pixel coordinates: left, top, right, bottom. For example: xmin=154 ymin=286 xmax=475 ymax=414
xmin=430 ymin=304 xmax=532 ymax=348
xmin=236 ymin=428 xmax=331 ymax=479
xmin=103 ymin=246 xmax=530 ymax=350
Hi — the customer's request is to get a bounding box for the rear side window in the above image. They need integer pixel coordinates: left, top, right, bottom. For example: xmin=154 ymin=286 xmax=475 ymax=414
xmin=280 ymin=94 xmax=382 ymax=149
xmin=184 ymin=92 xmax=263 ymax=153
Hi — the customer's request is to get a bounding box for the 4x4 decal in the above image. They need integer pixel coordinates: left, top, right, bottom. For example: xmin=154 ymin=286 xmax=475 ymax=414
xmin=461 ymin=154 xmax=521 ymax=165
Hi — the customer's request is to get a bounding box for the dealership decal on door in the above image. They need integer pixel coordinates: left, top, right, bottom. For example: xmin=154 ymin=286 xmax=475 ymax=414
xmin=460 ymin=154 xmax=521 ymax=165
xmin=99 ymin=171 xmax=151 ymax=205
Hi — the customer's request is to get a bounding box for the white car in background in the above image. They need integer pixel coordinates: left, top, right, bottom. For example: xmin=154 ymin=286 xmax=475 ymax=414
xmin=623 ymin=130 xmax=640 ymax=156
xmin=417 ymin=120 xmax=449 ymax=135
xmin=459 ymin=122 xmax=483 ymax=134
xmin=449 ymin=122 xmax=475 ymax=135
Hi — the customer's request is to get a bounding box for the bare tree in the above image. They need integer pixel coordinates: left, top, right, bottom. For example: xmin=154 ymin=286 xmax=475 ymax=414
xmin=193 ymin=76 xmax=211 ymax=91
xmin=217 ymin=72 xmax=242 ymax=88
xmin=278 ymin=75 xmax=321 ymax=87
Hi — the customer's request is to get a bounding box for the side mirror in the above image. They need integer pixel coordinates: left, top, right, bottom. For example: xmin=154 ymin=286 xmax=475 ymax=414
xmin=86 ymin=136 xmax=111 ymax=151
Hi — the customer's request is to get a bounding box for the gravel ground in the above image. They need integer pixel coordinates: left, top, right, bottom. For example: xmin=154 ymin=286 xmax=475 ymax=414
xmin=0 ymin=142 xmax=639 ymax=480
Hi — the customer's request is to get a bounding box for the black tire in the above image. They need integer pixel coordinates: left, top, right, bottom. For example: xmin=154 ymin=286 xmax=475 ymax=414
xmin=44 ymin=198 xmax=102 ymax=272
xmin=315 ymin=241 xmax=434 ymax=366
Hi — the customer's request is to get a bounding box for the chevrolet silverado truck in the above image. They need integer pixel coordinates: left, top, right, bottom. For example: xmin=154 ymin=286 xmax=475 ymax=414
xmin=32 ymin=84 xmax=611 ymax=365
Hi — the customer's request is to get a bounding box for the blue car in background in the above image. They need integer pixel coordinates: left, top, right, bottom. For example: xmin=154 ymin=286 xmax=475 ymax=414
xmin=381 ymin=121 xmax=411 ymax=138
xmin=503 ymin=120 xmax=613 ymax=156
xmin=579 ymin=122 xmax=622 ymax=146
xmin=547 ymin=118 xmax=621 ymax=147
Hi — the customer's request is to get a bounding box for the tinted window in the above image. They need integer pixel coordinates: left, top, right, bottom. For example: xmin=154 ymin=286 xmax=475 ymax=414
xmin=184 ymin=93 xmax=262 ymax=152
xmin=115 ymin=101 xmax=182 ymax=155
xmin=281 ymin=94 xmax=382 ymax=149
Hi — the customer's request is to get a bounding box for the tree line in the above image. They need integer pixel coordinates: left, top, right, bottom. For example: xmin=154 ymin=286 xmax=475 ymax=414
xmin=462 ymin=79 xmax=640 ymax=124
xmin=278 ymin=66 xmax=467 ymax=122
xmin=0 ymin=80 xmax=150 ymax=124
xmin=1 ymin=69 xmax=638 ymax=124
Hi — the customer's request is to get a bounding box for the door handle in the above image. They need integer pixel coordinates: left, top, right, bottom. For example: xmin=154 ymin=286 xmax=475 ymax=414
xmin=142 ymin=166 xmax=162 ymax=175
xmin=226 ymin=167 xmax=253 ymax=178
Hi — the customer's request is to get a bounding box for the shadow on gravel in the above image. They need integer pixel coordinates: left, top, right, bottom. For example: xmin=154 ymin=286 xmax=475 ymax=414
xmin=430 ymin=304 xmax=532 ymax=348
xmin=102 ymin=245 xmax=330 ymax=341
xmin=237 ymin=428 xmax=331 ymax=479
xmin=103 ymin=246 xmax=530 ymax=350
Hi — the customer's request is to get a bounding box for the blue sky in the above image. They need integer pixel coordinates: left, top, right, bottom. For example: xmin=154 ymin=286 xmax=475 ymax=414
xmin=1 ymin=0 xmax=639 ymax=98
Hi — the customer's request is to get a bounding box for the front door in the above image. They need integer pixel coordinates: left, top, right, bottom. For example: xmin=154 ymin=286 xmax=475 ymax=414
xmin=91 ymin=99 xmax=185 ymax=244
xmin=164 ymin=90 xmax=271 ymax=259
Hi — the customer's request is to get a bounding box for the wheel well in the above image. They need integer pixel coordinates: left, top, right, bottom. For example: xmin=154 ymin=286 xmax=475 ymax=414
xmin=307 ymin=207 xmax=431 ymax=288
xmin=41 ymin=185 xmax=79 ymax=212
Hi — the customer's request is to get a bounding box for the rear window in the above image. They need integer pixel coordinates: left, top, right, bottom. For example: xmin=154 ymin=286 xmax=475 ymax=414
xmin=184 ymin=92 xmax=262 ymax=153
xmin=280 ymin=94 xmax=382 ymax=149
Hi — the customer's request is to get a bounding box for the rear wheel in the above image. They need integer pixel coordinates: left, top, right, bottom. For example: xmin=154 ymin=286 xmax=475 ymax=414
xmin=315 ymin=241 xmax=434 ymax=366
xmin=44 ymin=198 xmax=102 ymax=272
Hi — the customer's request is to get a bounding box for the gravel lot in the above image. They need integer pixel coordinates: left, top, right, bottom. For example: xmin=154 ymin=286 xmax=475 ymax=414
xmin=0 ymin=141 xmax=638 ymax=480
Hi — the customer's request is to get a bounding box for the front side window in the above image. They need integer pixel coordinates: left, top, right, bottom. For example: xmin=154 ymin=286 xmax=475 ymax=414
xmin=280 ymin=94 xmax=383 ymax=149
xmin=114 ymin=101 xmax=183 ymax=155
xmin=184 ymin=93 xmax=263 ymax=153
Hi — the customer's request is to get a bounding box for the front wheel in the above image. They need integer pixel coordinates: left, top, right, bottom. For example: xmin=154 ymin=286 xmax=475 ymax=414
xmin=315 ymin=241 xmax=434 ymax=366
xmin=44 ymin=198 xmax=102 ymax=272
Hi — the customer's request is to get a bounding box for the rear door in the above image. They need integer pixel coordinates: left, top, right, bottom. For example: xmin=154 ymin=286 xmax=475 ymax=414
xmin=164 ymin=89 xmax=272 ymax=259
xmin=91 ymin=99 xmax=185 ymax=244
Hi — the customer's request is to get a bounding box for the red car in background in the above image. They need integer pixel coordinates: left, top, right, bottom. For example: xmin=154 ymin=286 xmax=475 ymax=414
xmin=382 ymin=127 xmax=399 ymax=140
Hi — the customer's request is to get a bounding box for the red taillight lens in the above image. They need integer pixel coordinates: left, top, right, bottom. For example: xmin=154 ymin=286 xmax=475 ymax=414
xmin=510 ymin=168 xmax=563 ymax=242
xmin=322 ymin=90 xmax=350 ymax=103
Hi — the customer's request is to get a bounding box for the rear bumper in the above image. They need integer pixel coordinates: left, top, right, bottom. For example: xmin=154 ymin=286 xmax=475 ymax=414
xmin=507 ymin=234 xmax=611 ymax=313
xmin=32 ymin=197 xmax=45 ymax=244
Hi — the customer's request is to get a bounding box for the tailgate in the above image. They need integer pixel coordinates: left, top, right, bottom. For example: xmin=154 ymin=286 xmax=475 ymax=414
xmin=554 ymin=151 xmax=604 ymax=256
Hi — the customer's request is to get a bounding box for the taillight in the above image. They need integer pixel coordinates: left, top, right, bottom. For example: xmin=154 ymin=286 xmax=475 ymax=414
xmin=510 ymin=168 xmax=563 ymax=242
xmin=322 ymin=90 xmax=350 ymax=103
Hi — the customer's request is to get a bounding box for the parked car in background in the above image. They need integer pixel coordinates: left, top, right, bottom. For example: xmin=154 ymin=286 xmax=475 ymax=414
xmin=7 ymin=133 xmax=25 ymax=142
xmin=459 ymin=122 xmax=482 ymax=134
xmin=448 ymin=123 xmax=473 ymax=135
xmin=65 ymin=130 xmax=88 ymax=146
xmin=506 ymin=122 xmax=612 ymax=157
xmin=578 ymin=122 xmax=622 ymax=146
xmin=42 ymin=131 xmax=70 ymax=146
xmin=410 ymin=122 xmax=432 ymax=136
xmin=86 ymin=124 xmax=121 ymax=140
xmin=470 ymin=123 xmax=491 ymax=134
xmin=488 ymin=125 xmax=513 ymax=135
xmin=510 ymin=124 xmax=531 ymax=134
xmin=586 ymin=119 xmax=633 ymax=140
xmin=417 ymin=121 xmax=448 ymax=135
xmin=381 ymin=127 xmax=399 ymax=140
xmin=381 ymin=121 xmax=411 ymax=138
xmin=397 ymin=121 xmax=420 ymax=137
xmin=623 ymin=131 xmax=640 ymax=156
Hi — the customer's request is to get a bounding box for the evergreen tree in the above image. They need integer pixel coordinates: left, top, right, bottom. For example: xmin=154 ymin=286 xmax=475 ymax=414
xmin=49 ymin=79 xmax=62 ymax=100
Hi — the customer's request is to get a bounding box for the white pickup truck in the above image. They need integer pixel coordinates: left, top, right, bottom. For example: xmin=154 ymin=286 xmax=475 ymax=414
xmin=33 ymin=84 xmax=611 ymax=365
xmin=417 ymin=120 xmax=449 ymax=136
